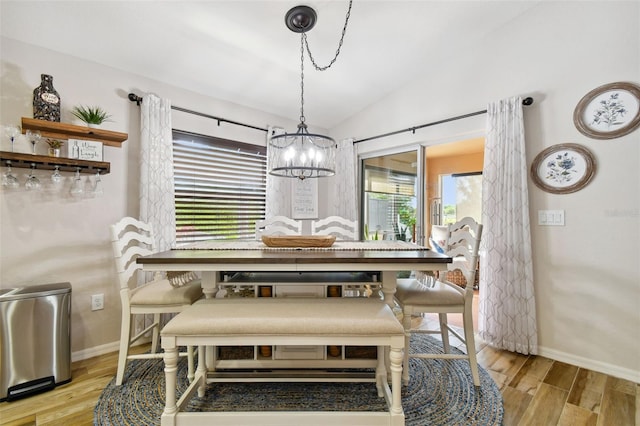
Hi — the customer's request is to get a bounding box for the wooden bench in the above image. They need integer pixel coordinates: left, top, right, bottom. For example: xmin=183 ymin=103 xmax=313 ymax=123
xmin=160 ymin=298 xmax=405 ymax=426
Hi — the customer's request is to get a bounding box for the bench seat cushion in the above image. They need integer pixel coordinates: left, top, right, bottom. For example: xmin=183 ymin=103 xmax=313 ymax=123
xmin=161 ymin=298 xmax=404 ymax=337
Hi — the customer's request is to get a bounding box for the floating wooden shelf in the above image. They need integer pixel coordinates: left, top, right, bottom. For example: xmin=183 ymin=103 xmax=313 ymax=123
xmin=21 ymin=117 xmax=128 ymax=147
xmin=0 ymin=151 xmax=110 ymax=174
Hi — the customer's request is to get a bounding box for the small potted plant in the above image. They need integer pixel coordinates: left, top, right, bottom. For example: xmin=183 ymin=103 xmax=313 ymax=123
xmin=70 ymin=105 xmax=112 ymax=128
xmin=46 ymin=138 xmax=64 ymax=157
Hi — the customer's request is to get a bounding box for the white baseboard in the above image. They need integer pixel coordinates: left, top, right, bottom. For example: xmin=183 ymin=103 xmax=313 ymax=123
xmin=538 ymin=345 xmax=640 ymax=384
xmin=71 ymin=338 xmax=151 ymax=363
xmin=72 ymin=341 xmax=120 ymax=363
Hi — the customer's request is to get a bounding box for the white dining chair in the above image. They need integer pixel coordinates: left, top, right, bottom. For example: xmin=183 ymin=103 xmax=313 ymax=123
xmin=395 ymin=216 xmax=483 ymax=386
xmin=311 ymin=216 xmax=358 ymax=240
xmin=255 ymin=215 xmax=302 ymax=238
xmin=110 ymin=217 xmax=202 ymax=385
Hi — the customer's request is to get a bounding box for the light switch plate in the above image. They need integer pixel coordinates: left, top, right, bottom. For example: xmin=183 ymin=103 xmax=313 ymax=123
xmin=538 ymin=210 xmax=565 ymax=226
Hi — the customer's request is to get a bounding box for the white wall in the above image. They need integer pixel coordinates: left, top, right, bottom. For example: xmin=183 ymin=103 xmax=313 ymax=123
xmin=0 ymin=37 xmax=300 ymax=359
xmin=330 ymin=1 xmax=640 ymax=381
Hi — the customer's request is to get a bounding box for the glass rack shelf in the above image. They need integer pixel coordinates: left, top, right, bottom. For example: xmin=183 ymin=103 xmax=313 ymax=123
xmin=0 ymin=151 xmax=110 ymax=174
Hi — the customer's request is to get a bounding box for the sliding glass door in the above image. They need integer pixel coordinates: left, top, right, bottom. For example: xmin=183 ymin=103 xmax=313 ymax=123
xmin=360 ymin=147 xmax=424 ymax=244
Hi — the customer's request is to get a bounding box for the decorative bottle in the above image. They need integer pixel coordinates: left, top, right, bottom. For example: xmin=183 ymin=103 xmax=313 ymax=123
xmin=33 ymin=74 xmax=61 ymax=122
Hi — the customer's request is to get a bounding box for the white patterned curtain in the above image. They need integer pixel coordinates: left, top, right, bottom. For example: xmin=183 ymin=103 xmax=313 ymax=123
xmin=479 ymin=96 xmax=537 ymax=355
xmin=328 ymin=138 xmax=357 ymax=221
xmin=265 ymin=126 xmax=291 ymax=217
xmin=139 ymin=94 xmax=176 ymax=251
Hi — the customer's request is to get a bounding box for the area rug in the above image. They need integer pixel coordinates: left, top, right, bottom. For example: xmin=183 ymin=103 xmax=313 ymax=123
xmin=94 ymin=335 xmax=503 ymax=425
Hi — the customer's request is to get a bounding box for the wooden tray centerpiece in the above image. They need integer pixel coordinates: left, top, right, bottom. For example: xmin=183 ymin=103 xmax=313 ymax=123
xmin=261 ymin=235 xmax=336 ymax=248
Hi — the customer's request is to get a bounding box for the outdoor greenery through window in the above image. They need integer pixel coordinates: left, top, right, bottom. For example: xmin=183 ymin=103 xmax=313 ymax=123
xmin=441 ymin=172 xmax=482 ymax=225
xmin=173 ymin=130 xmax=266 ymax=244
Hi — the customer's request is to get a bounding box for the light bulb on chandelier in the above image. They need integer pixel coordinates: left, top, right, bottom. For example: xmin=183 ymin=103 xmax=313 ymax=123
xmin=268 ymin=1 xmax=352 ymax=180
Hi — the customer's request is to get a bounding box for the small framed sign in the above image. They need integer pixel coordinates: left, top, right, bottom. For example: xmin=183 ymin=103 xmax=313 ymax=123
xmin=67 ymin=139 xmax=103 ymax=161
xmin=291 ymin=178 xmax=318 ymax=219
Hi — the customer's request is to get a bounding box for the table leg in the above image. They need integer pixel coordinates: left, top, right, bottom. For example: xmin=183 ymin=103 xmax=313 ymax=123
xmin=381 ymin=270 xmax=397 ymax=309
xmin=201 ymin=271 xmax=219 ymax=299
xmin=201 ymin=271 xmax=219 ymax=369
xmin=197 ymin=345 xmax=207 ymax=397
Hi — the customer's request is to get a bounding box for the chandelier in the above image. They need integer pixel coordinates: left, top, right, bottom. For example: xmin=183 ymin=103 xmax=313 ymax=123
xmin=268 ymin=2 xmax=352 ymax=180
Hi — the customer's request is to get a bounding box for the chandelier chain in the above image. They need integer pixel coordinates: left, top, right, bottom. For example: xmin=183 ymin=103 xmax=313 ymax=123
xmin=303 ymin=0 xmax=352 ymax=71
xmin=299 ymin=34 xmax=306 ymax=124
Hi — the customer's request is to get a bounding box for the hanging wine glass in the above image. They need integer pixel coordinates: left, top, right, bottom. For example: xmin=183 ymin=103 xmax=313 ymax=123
xmin=51 ymin=165 xmax=63 ymax=185
xmin=25 ymin=163 xmax=41 ymax=191
xmin=2 ymin=161 xmax=19 ymax=189
xmin=91 ymin=170 xmax=104 ymax=197
xmin=26 ymin=130 xmax=42 ymax=155
xmin=70 ymin=167 xmax=84 ymax=198
xmin=4 ymin=126 xmax=20 ymax=152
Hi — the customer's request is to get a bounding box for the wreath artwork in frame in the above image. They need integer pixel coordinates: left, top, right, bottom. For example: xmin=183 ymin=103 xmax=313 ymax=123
xmin=573 ymin=81 xmax=640 ymax=139
xmin=531 ymin=143 xmax=596 ymax=194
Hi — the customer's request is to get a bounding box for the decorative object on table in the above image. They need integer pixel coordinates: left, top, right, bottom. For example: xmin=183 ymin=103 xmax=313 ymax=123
xmin=261 ymin=235 xmax=336 ymax=248
xmin=93 ymin=334 xmax=504 ymax=426
xmin=67 ymin=138 xmax=103 ymax=161
xmin=574 ymin=81 xmax=640 ymax=139
xmin=45 ymin=138 xmax=64 ymax=157
xmin=3 ymin=125 xmax=20 ymax=152
xmin=530 ymin=143 xmax=596 ymax=194
xmin=2 ymin=161 xmax=19 ymax=189
xmin=33 ymin=74 xmax=61 ymax=122
xmin=268 ymin=2 xmax=353 ymax=180
xmin=70 ymin=105 xmax=112 ymax=128
xmin=26 ymin=129 xmax=42 ymax=155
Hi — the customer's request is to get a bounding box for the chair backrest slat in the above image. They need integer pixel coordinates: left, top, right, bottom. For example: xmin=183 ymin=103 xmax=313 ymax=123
xmin=110 ymin=217 xmax=158 ymax=290
xmin=311 ymin=216 xmax=358 ymax=240
xmin=442 ymin=217 xmax=482 ymax=289
xmin=255 ymin=216 xmax=302 ymax=237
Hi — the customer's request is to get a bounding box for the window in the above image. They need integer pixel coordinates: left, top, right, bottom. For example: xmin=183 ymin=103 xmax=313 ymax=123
xmin=173 ymin=130 xmax=266 ymax=244
xmin=441 ymin=172 xmax=482 ymax=225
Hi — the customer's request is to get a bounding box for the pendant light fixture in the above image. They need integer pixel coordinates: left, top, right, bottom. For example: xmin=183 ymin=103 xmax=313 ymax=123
xmin=268 ymin=2 xmax=353 ymax=180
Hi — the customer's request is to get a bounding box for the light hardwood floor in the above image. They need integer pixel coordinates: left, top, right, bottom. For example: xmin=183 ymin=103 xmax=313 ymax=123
xmin=1 ymin=326 xmax=638 ymax=425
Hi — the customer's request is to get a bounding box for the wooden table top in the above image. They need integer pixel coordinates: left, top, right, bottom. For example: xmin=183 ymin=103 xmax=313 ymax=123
xmin=137 ymin=246 xmax=452 ymax=266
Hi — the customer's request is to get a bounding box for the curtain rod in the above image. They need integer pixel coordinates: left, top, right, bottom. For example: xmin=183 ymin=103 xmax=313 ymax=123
xmin=353 ymin=96 xmax=534 ymax=144
xmin=127 ymin=93 xmax=268 ymax=133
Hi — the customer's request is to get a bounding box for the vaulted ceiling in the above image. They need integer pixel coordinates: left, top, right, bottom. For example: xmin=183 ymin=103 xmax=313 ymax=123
xmin=1 ymin=1 xmax=539 ymax=129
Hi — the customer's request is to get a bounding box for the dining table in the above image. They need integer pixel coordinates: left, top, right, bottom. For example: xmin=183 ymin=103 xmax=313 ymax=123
xmin=137 ymin=239 xmax=451 ymax=302
xmin=136 ymin=239 xmax=452 ymax=370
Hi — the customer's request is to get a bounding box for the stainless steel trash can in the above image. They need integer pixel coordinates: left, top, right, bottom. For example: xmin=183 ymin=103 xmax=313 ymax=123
xmin=0 ymin=282 xmax=72 ymax=401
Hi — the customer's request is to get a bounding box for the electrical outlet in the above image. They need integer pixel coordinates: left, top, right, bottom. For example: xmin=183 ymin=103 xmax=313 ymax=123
xmin=91 ymin=293 xmax=104 ymax=311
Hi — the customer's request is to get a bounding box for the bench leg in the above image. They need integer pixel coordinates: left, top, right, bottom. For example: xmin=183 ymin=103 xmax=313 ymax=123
xmin=162 ymin=345 xmax=179 ymax=425
xmin=389 ymin=346 xmax=404 ymax=417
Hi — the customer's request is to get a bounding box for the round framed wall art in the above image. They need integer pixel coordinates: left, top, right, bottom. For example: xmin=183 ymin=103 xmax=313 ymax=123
xmin=530 ymin=143 xmax=596 ymax=194
xmin=573 ymin=81 xmax=640 ymax=139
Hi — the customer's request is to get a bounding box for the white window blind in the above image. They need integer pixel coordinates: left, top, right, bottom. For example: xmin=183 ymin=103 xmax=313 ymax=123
xmin=173 ymin=130 xmax=266 ymax=244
